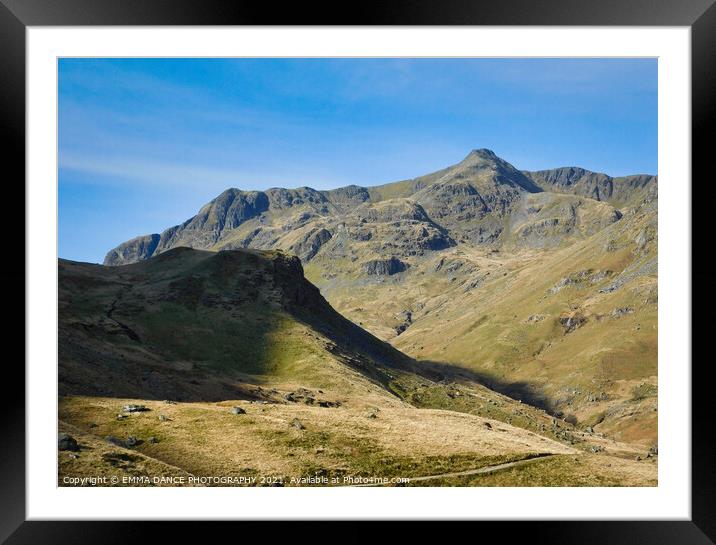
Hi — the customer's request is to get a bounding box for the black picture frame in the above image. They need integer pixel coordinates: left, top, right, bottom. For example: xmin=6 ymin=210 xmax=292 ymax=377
xmin=1 ymin=1 xmax=711 ymax=543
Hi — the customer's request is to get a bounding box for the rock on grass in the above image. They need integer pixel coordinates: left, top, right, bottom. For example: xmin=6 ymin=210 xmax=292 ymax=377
xmin=58 ymin=433 xmax=79 ymax=451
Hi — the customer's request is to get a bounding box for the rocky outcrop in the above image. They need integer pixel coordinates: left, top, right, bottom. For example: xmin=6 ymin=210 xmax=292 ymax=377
xmin=290 ymin=228 xmax=333 ymax=261
xmin=549 ymin=269 xmax=613 ymax=294
xmin=505 ymin=193 xmax=623 ymax=249
xmin=323 ymin=184 xmax=371 ymax=209
xmin=104 ymin=234 xmax=160 ymax=266
xmin=103 ymin=190 xmax=271 ymax=265
xmin=525 ymin=167 xmax=657 ymax=207
xmin=408 ymin=149 xmax=544 ymax=244
xmin=155 ymin=189 xmax=270 ymax=250
xmin=264 ymin=187 xmax=329 ymax=211
xmin=58 ymin=433 xmax=79 ymax=451
xmin=104 ymin=149 xmax=654 ymax=266
xmin=61 ymin=247 xmax=415 ymax=400
xmin=363 ymin=257 xmax=408 ymax=276
xmin=559 ymin=313 xmax=587 ymax=334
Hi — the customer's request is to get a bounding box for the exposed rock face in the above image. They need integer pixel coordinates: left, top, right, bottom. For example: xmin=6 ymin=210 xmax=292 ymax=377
xmin=355 ymin=199 xmax=433 ymax=223
xmin=559 ymin=313 xmax=587 ymax=334
xmin=525 ymin=167 xmax=657 ymax=207
xmin=69 ymin=149 xmax=660 ymax=461
xmin=611 ymin=307 xmax=634 ymax=318
xmin=408 ymin=149 xmax=543 ymax=244
xmin=322 ymin=184 xmax=371 ymax=209
xmin=103 ymin=149 xmax=653 ymax=269
xmin=339 ymin=199 xmax=456 ymax=257
xmin=549 ymin=269 xmax=613 ymax=294
xmin=363 ymin=257 xmax=408 ymax=276
xmin=505 ymin=193 xmax=622 ymax=249
xmin=265 ymin=187 xmax=329 ymax=211
xmin=290 ymin=228 xmax=333 ymax=261
xmin=155 ymin=189 xmax=271 ymax=251
xmin=104 ymin=234 xmax=160 ymax=266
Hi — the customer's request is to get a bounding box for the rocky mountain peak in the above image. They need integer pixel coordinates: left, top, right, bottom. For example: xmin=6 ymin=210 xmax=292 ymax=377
xmin=103 ymin=149 xmax=654 ymax=266
xmin=457 ymin=148 xmax=504 ymax=170
xmin=447 ymin=149 xmax=540 ymax=191
xmin=465 ymin=148 xmax=499 ymax=160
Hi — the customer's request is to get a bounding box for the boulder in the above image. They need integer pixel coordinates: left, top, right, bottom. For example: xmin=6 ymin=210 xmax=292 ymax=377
xmin=105 ymin=435 xmax=141 ymax=448
xmin=611 ymin=307 xmax=634 ymax=318
xmin=363 ymin=257 xmax=408 ymax=276
xmin=58 ymin=433 xmax=79 ymax=451
xmin=122 ymin=404 xmax=149 ymax=413
xmin=559 ymin=313 xmax=587 ymax=334
xmin=290 ymin=418 xmax=305 ymax=430
xmin=230 ymin=407 xmax=246 ymax=415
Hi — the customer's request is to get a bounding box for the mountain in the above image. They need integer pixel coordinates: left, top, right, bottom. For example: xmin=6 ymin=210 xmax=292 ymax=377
xmin=62 ymin=149 xmax=660 ymax=485
xmin=525 ymin=166 xmax=657 ymax=208
xmin=59 ymin=247 xmax=655 ymax=486
xmin=107 ymin=149 xmax=654 ymax=266
xmin=392 ymin=195 xmax=658 ymax=446
xmin=61 ymin=247 xmax=415 ymax=401
xmin=100 ymin=149 xmax=658 ymax=446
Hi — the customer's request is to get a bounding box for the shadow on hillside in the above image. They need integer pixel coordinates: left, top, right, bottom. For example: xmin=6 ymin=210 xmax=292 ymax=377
xmin=411 ymin=359 xmax=558 ymax=415
xmin=59 ymin=249 xmax=563 ymax=411
xmin=58 ymin=249 xmax=324 ymax=403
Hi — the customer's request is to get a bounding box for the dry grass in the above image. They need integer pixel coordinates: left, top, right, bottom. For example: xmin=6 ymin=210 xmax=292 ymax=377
xmin=433 ymin=453 xmax=657 ymax=487
xmin=59 ymin=395 xmax=656 ymax=487
xmin=318 ymin=208 xmax=660 ymax=446
xmin=58 ymin=422 xmax=194 ymax=487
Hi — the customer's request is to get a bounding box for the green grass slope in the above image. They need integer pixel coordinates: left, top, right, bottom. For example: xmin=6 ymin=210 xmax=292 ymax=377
xmin=392 ymin=202 xmax=657 ymax=446
xmin=59 ymin=247 xmax=656 ymax=486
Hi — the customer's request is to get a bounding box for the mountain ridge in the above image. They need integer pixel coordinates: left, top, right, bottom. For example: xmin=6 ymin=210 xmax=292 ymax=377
xmin=104 ymin=149 xmax=656 ymax=266
xmin=60 ymin=149 xmax=658 ymax=486
xmin=95 ymin=148 xmax=658 ymax=447
xmin=59 ymin=245 xmax=656 ymax=485
xmin=61 ymin=247 xmax=424 ymax=409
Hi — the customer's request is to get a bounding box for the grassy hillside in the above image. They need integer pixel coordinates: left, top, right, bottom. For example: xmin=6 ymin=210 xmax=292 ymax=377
xmin=59 ymin=247 xmax=656 ymax=486
xmin=59 ymin=393 xmax=656 ymax=487
xmin=81 ymin=149 xmax=658 ymax=486
xmin=391 ymin=203 xmax=657 ymax=446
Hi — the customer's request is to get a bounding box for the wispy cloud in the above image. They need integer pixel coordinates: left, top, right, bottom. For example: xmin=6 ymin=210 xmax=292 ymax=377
xmin=58 ymin=58 xmax=657 ymax=263
xmin=58 ymin=152 xmax=359 ymax=192
xmin=61 ymin=154 xmax=258 ymax=189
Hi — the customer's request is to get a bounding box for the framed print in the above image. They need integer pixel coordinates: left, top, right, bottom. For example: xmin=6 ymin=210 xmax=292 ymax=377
xmin=1 ymin=0 xmax=712 ymax=543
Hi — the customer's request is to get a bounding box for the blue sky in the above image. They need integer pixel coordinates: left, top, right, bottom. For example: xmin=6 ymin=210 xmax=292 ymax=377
xmin=59 ymin=58 xmax=657 ymax=263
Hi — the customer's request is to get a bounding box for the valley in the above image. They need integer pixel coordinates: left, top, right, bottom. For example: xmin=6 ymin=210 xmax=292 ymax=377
xmin=59 ymin=149 xmax=658 ymax=486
